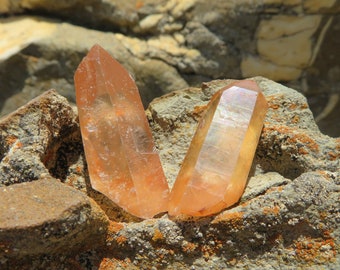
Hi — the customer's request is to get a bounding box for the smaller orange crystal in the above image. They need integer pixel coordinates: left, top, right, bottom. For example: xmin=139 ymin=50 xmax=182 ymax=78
xmin=168 ymin=80 xmax=268 ymax=217
xmin=74 ymin=45 xmax=169 ymax=219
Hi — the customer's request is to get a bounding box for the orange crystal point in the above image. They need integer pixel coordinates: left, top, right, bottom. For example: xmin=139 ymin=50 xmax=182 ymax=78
xmin=74 ymin=44 xmax=169 ymax=219
xmin=168 ymin=80 xmax=268 ymax=217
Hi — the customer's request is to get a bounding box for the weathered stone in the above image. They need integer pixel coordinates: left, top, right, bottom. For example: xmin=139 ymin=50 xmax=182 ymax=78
xmin=0 ymin=176 xmax=109 ymax=261
xmin=0 ymin=89 xmax=79 ymax=186
xmin=102 ymin=171 xmax=339 ymax=269
xmin=148 ymin=77 xmax=339 ymax=186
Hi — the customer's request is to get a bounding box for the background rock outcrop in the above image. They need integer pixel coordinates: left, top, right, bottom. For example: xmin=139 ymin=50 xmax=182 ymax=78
xmin=0 ymin=0 xmax=339 ymax=136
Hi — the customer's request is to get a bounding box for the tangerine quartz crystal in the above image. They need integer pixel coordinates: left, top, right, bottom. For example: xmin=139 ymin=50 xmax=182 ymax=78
xmin=74 ymin=45 xmax=169 ymax=219
xmin=168 ymin=80 xmax=268 ymax=217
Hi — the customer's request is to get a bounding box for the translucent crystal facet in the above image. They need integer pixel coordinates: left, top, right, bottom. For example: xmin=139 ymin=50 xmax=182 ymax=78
xmin=74 ymin=45 xmax=169 ymax=219
xmin=168 ymin=80 xmax=268 ymax=217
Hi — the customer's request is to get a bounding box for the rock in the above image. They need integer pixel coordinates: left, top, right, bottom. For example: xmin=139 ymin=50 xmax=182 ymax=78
xmin=148 ymin=77 xmax=339 ymax=185
xmin=0 ymin=16 xmax=187 ymax=116
xmin=104 ymin=171 xmax=339 ymax=269
xmin=0 ymin=0 xmax=339 ymax=136
xmin=0 ymin=175 xmax=109 ymax=263
xmin=0 ymin=89 xmax=79 ymax=186
xmin=0 ymin=77 xmax=338 ymax=268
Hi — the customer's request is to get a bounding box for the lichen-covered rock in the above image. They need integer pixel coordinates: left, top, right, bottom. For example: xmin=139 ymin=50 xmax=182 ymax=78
xmin=0 ymin=77 xmax=338 ymax=269
xmin=0 ymin=89 xmax=79 ymax=186
xmin=147 ymin=77 xmax=339 ymax=186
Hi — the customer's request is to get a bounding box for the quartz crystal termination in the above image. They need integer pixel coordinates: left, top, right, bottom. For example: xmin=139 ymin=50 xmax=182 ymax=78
xmin=74 ymin=45 xmax=169 ymax=219
xmin=168 ymin=80 xmax=268 ymax=217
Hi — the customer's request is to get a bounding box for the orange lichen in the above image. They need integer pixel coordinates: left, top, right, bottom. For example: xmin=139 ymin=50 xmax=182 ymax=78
xmin=5 ymin=135 xmax=18 ymax=146
xmin=291 ymin=115 xmax=300 ymax=124
xmin=263 ymin=125 xmax=319 ymax=153
xmin=288 ymin=103 xmax=298 ymax=110
xmin=327 ymin=151 xmax=338 ymax=161
xmin=265 ymin=186 xmax=284 ymax=195
xmin=99 ymin=258 xmax=132 ymax=270
xmin=266 ymin=94 xmax=284 ymax=110
xmin=294 ymin=236 xmax=336 ymax=262
xmin=212 ymin=211 xmax=244 ymax=227
xmin=263 ymin=205 xmax=280 ymax=216
xmin=116 ymin=235 xmax=127 ymax=245
xmin=109 ymin=221 xmax=124 ymax=233
xmin=182 ymin=242 xmax=198 ymax=253
xmin=298 ymin=147 xmax=309 ymax=155
xmin=152 ymin=229 xmax=164 ymax=242
xmin=192 ymin=105 xmax=207 ymax=119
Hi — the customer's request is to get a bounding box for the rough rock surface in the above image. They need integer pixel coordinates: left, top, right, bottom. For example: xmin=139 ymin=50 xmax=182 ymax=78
xmin=0 ymin=0 xmax=340 ymax=136
xmin=0 ymin=77 xmax=338 ymax=269
xmin=0 ymin=176 xmax=109 ymax=265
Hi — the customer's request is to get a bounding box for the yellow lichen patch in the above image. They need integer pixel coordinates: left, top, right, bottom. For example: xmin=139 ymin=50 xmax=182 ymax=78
xmin=152 ymin=229 xmax=164 ymax=242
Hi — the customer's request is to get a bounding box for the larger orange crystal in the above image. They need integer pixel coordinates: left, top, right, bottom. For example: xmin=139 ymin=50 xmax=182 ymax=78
xmin=168 ymin=80 xmax=268 ymax=217
xmin=74 ymin=45 xmax=169 ymax=219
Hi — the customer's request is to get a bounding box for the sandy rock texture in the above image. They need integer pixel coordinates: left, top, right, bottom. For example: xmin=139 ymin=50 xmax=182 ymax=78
xmin=0 ymin=77 xmax=338 ymax=269
xmin=0 ymin=0 xmax=339 ymax=136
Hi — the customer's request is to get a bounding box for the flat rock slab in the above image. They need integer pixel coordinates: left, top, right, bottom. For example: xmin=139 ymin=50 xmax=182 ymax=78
xmin=0 ymin=176 xmax=108 ymax=260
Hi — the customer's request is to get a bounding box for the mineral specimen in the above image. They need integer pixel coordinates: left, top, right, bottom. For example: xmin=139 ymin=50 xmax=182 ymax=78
xmin=168 ymin=80 xmax=268 ymax=217
xmin=74 ymin=45 xmax=169 ymax=219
